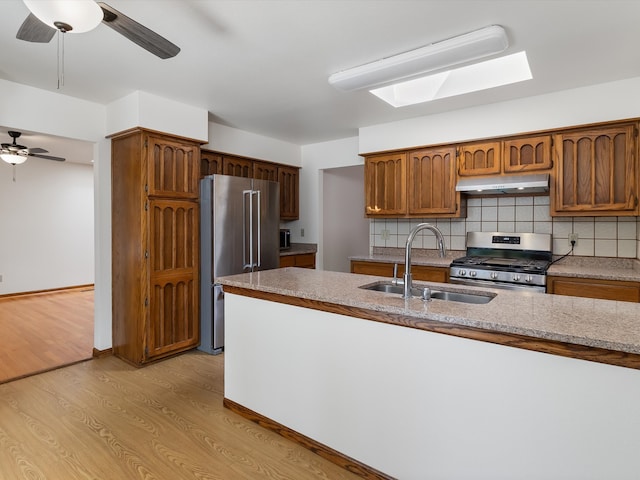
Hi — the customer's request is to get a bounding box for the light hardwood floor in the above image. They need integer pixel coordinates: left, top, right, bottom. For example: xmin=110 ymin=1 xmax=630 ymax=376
xmin=0 ymin=351 xmax=362 ymax=480
xmin=0 ymin=288 xmax=94 ymax=384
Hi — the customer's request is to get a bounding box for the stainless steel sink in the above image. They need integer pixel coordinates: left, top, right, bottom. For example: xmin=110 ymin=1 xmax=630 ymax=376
xmin=359 ymin=281 xmax=495 ymax=304
xmin=361 ymin=282 xmax=422 ymax=296
xmin=429 ymin=290 xmax=493 ymax=304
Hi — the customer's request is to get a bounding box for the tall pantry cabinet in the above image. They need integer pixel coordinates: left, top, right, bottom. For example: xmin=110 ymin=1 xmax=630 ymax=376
xmin=111 ymin=128 xmax=201 ymax=366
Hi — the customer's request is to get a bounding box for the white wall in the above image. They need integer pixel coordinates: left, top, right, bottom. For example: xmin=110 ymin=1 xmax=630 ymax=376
xmin=359 ymin=77 xmax=640 ymax=153
xmin=296 ymin=137 xmax=363 ymax=268
xmin=0 ymin=159 xmax=94 ymax=294
xmin=106 ymin=91 xmax=209 ymax=141
xmin=204 ymin=122 xmax=301 ymax=167
xmin=322 ymin=165 xmax=370 ymax=272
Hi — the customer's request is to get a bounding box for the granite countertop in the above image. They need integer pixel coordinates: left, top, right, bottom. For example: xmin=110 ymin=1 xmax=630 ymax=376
xmin=349 ymin=248 xmax=463 ymax=268
xmin=351 ymin=248 xmax=640 ymax=282
xmin=217 ymin=268 xmax=640 ymax=358
xmin=547 ymin=256 xmax=640 ymax=282
xmin=279 ymin=242 xmax=317 ymax=257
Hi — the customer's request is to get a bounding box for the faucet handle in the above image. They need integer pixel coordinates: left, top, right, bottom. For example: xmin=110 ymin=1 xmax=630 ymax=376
xmin=422 ymin=287 xmax=431 ymax=301
xmin=393 ymin=263 xmax=398 ymax=281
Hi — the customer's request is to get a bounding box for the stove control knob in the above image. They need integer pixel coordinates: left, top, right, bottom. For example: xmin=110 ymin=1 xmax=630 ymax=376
xmin=525 ymin=275 xmax=533 ymax=283
xmin=490 ymin=272 xmax=498 ymax=279
xmin=459 ymin=269 xmax=466 ymax=276
xmin=513 ymin=274 xmax=521 ymax=282
xmin=469 ymin=270 xmax=477 ymax=277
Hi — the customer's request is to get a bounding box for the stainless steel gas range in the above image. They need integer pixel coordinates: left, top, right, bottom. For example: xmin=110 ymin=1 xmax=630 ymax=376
xmin=449 ymin=232 xmax=552 ymax=292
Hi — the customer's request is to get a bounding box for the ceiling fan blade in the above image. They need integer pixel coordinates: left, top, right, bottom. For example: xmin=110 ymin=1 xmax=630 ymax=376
xmin=29 ymin=153 xmax=66 ymax=162
xmin=97 ymin=2 xmax=180 ymax=59
xmin=27 ymin=147 xmax=49 ymax=154
xmin=16 ymin=13 xmax=56 ymax=43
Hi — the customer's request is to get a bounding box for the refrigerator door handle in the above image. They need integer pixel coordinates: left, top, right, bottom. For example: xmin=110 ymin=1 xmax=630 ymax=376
xmin=242 ymin=189 xmax=253 ymax=270
xmin=255 ymin=189 xmax=261 ymax=268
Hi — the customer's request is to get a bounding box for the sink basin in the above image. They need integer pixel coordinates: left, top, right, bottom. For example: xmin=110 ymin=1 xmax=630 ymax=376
xmin=359 ymin=281 xmax=495 ymax=304
xmin=429 ymin=290 xmax=493 ymax=304
xmin=360 ymin=282 xmax=422 ymax=296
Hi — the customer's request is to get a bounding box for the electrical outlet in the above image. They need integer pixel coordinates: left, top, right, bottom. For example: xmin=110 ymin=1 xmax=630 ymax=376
xmin=568 ymin=233 xmax=578 ymax=246
xmin=300 ymin=228 xmax=305 ymax=237
xmin=381 ymin=229 xmax=390 ymax=240
xmin=0 ymin=274 xmax=2 ymax=282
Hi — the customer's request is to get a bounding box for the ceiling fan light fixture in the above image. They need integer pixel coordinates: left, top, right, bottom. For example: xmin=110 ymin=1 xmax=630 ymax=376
xmin=23 ymin=0 xmax=103 ymax=33
xmin=1 ymin=153 xmax=27 ymax=165
xmin=328 ymin=25 xmax=509 ymax=92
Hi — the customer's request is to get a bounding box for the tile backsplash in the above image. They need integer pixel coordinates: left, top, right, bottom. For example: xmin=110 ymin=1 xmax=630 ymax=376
xmin=370 ymin=196 xmax=640 ymax=259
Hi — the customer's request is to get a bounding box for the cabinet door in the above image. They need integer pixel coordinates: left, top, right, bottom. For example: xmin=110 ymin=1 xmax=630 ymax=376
xmin=350 ymin=261 xmax=448 ymax=282
xmin=254 ymin=161 xmax=278 ymax=181
xmin=278 ymin=165 xmax=300 ymax=220
xmin=457 ymin=141 xmax=502 ymax=176
xmin=148 ymin=199 xmax=199 ymax=360
xmin=552 ymin=123 xmax=638 ymax=215
xmin=200 ymin=150 xmax=222 ymax=178
xmin=281 ymin=253 xmax=315 ymax=268
xmin=503 ymin=135 xmax=552 ymax=173
xmin=547 ymin=276 xmax=640 ymax=302
xmin=147 ymin=135 xmax=199 ymax=198
xmin=408 ymin=147 xmax=458 ymax=215
xmin=223 ymin=155 xmax=253 ymax=177
xmin=364 ymin=153 xmax=407 ymax=216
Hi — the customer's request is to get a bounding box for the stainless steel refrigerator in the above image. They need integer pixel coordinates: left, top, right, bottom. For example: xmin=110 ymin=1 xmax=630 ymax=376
xmin=199 ymin=174 xmax=280 ymax=354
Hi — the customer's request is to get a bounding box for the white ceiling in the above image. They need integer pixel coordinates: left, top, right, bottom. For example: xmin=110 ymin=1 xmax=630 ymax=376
xmin=2 ymin=0 xmax=640 ymax=160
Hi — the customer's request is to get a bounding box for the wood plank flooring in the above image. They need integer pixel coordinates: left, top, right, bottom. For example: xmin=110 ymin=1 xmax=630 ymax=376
xmin=0 ymin=351 xmax=363 ymax=480
xmin=0 ymin=288 xmax=94 ymax=384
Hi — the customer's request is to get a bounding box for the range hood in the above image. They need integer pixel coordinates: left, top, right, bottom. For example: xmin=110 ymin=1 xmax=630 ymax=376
xmin=455 ymin=173 xmax=549 ymax=195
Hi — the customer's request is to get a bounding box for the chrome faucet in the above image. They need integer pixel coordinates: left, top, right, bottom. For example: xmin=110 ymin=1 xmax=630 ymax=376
xmin=403 ymin=223 xmax=446 ymax=298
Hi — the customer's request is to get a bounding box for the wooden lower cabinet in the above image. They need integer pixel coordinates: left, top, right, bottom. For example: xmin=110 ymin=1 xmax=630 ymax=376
xmin=546 ymin=276 xmax=640 ymax=302
xmin=280 ymin=253 xmax=316 ymax=269
xmin=350 ymin=260 xmax=449 ymax=283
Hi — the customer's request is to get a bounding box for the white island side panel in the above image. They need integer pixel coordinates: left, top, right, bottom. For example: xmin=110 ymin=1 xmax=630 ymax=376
xmin=224 ymin=293 xmax=640 ymax=480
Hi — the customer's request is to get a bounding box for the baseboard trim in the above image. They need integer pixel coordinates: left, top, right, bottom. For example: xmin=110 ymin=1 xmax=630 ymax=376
xmin=92 ymin=348 xmax=113 ymax=358
xmin=223 ymin=397 xmax=394 ymax=480
xmin=0 ymin=284 xmax=94 ymax=299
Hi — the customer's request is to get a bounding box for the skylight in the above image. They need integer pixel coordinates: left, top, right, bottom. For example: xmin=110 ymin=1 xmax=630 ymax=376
xmin=369 ymin=51 xmax=532 ymax=107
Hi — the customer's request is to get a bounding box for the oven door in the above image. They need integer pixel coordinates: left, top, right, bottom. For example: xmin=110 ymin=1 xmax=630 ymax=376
xmin=449 ymin=276 xmax=546 ymax=293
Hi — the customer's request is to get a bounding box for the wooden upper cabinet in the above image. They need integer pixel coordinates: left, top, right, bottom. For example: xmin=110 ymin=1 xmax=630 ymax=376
xmin=147 ymin=135 xmax=199 ymax=198
xmin=254 ymin=160 xmax=279 ymax=181
xmin=551 ymin=122 xmax=638 ymax=216
xmin=457 ymin=141 xmax=502 ymax=176
xmin=503 ymin=135 xmax=553 ymax=173
xmin=200 ymin=149 xmax=222 ymax=178
xmin=408 ymin=147 xmax=459 ymax=215
xmin=278 ymin=165 xmax=300 ymax=220
xmin=222 ymin=155 xmax=253 ymax=178
xmin=199 ymin=149 xmax=300 ymax=221
xmin=364 ymin=153 xmax=407 ymax=216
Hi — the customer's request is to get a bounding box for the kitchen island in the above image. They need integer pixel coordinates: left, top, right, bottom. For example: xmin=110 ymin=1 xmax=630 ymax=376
xmin=218 ymin=268 xmax=640 ymax=480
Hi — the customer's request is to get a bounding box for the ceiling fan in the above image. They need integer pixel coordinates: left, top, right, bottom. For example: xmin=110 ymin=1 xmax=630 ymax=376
xmin=16 ymin=0 xmax=180 ymax=60
xmin=1 ymin=131 xmax=66 ymax=165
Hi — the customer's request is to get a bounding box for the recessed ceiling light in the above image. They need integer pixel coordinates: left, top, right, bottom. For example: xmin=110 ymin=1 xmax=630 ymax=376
xmin=370 ymin=51 xmax=532 ymax=107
